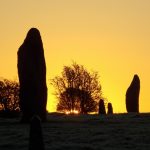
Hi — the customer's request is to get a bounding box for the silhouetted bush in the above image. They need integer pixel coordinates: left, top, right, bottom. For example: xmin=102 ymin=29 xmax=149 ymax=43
xmin=51 ymin=62 xmax=102 ymax=114
xmin=126 ymin=74 xmax=140 ymax=113
xmin=17 ymin=28 xmax=47 ymax=122
xmin=29 ymin=115 xmax=45 ymax=150
xmin=0 ymin=78 xmax=20 ymax=115
xmin=107 ymin=103 xmax=113 ymax=114
xmin=98 ymin=99 xmax=106 ymax=114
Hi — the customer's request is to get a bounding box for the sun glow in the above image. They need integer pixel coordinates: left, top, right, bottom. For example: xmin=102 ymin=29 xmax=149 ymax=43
xmin=65 ymin=110 xmax=79 ymax=115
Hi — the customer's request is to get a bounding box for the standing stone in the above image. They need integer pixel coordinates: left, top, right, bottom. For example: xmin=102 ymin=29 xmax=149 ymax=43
xmin=107 ymin=103 xmax=113 ymax=114
xmin=98 ymin=99 xmax=106 ymax=115
xmin=17 ymin=28 xmax=47 ymax=122
xmin=29 ymin=116 xmax=45 ymax=150
xmin=126 ymin=74 xmax=140 ymax=113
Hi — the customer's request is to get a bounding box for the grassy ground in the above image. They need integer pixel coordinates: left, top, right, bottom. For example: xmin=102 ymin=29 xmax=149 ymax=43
xmin=0 ymin=113 xmax=150 ymax=150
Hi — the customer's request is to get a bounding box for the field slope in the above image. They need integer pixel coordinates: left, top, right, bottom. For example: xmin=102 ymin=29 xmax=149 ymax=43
xmin=0 ymin=113 xmax=150 ymax=150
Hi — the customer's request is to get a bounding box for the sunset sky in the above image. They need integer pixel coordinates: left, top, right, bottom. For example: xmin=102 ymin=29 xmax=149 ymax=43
xmin=0 ymin=0 xmax=150 ymax=113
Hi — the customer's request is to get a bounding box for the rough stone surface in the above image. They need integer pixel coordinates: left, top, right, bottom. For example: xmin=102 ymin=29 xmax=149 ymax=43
xmin=29 ymin=115 xmax=45 ymax=150
xmin=126 ymin=74 xmax=140 ymax=113
xmin=17 ymin=28 xmax=47 ymax=122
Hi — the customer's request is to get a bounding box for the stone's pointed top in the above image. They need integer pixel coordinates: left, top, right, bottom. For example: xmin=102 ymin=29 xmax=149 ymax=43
xmin=24 ymin=28 xmax=42 ymax=45
xmin=27 ymin=28 xmax=40 ymax=36
xmin=132 ymin=74 xmax=140 ymax=85
xmin=134 ymin=74 xmax=139 ymax=79
xmin=29 ymin=27 xmax=39 ymax=31
xmin=134 ymin=74 xmax=138 ymax=77
xmin=134 ymin=74 xmax=140 ymax=82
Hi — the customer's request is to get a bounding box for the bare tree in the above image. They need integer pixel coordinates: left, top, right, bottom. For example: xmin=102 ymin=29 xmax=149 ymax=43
xmin=51 ymin=63 xmax=102 ymax=114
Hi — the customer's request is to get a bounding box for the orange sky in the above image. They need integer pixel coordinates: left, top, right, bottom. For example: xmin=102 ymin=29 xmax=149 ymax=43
xmin=0 ymin=0 xmax=150 ymax=113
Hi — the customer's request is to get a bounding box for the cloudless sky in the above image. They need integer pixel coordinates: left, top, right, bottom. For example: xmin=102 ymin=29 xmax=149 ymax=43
xmin=0 ymin=0 xmax=150 ymax=113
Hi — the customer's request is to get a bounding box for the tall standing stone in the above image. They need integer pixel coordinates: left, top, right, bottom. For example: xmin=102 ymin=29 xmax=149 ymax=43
xmin=107 ymin=102 xmax=113 ymax=114
xmin=17 ymin=28 xmax=47 ymax=122
xmin=98 ymin=99 xmax=106 ymax=115
xmin=126 ymin=74 xmax=140 ymax=113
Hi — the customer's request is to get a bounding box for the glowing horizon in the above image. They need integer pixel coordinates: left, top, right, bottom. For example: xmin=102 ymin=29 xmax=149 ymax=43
xmin=0 ymin=0 xmax=150 ymax=113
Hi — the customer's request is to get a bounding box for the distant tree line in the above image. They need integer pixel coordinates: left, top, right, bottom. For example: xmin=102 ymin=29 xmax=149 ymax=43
xmin=0 ymin=73 xmax=140 ymax=118
xmin=51 ymin=63 xmax=140 ymax=115
xmin=0 ymin=28 xmax=141 ymax=121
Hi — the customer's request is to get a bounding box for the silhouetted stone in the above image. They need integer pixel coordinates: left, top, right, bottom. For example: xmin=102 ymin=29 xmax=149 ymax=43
xmin=107 ymin=103 xmax=113 ymax=114
xmin=98 ymin=99 xmax=106 ymax=114
xmin=126 ymin=74 xmax=140 ymax=113
xmin=29 ymin=115 xmax=45 ymax=150
xmin=17 ymin=28 xmax=47 ymax=122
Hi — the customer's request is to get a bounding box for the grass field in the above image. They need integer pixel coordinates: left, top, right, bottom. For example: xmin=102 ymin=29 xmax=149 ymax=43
xmin=0 ymin=113 xmax=150 ymax=150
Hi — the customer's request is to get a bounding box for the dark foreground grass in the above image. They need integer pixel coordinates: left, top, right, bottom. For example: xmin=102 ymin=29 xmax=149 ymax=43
xmin=0 ymin=113 xmax=150 ymax=150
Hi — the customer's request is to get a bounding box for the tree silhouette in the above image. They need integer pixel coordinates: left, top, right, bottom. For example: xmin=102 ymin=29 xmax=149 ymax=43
xmin=0 ymin=78 xmax=20 ymax=112
xmin=126 ymin=74 xmax=140 ymax=113
xmin=51 ymin=62 xmax=102 ymax=114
